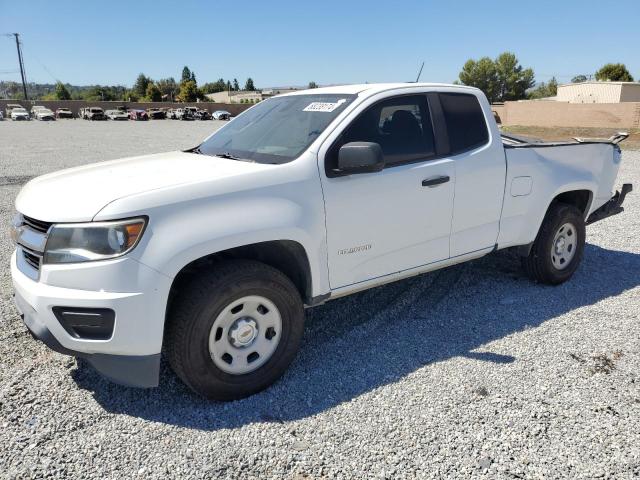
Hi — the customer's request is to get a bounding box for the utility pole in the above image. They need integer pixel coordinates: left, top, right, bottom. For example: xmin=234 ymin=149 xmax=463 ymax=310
xmin=13 ymin=33 xmax=28 ymax=100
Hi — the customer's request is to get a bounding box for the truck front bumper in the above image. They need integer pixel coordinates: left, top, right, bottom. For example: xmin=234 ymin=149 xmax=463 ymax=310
xmin=11 ymin=251 xmax=172 ymax=388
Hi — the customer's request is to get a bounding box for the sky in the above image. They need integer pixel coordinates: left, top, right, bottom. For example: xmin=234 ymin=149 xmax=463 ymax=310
xmin=1 ymin=0 xmax=639 ymax=89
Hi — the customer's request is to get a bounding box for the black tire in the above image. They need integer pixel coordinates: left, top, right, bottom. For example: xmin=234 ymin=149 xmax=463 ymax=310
xmin=165 ymin=260 xmax=304 ymax=401
xmin=522 ymin=202 xmax=586 ymax=285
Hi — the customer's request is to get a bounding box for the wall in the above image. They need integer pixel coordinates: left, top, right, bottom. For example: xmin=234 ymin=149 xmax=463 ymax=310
xmin=493 ymin=101 xmax=640 ymax=129
xmin=0 ymin=99 xmax=252 ymax=116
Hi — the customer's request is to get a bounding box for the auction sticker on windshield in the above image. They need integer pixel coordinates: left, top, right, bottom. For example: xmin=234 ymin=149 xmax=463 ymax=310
xmin=303 ymin=99 xmax=347 ymax=112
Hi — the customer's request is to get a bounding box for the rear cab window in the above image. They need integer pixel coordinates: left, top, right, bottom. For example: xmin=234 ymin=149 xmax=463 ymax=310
xmin=438 ymin=93 xmax=489 ymax=154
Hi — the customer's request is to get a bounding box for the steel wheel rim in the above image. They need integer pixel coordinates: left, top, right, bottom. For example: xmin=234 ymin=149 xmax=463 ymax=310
xmin=551 ymin=222 xmax=577 ymax=270
xmin=208 ymin=295 xmax=282 ymax=375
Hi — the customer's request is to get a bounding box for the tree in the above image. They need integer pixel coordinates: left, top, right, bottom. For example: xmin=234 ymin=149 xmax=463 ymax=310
xmin=571 ymin=75 xmax=588 ymax=83
xmin=145 ymin=83 xmax=162 ymax=102
xmin=226 ymin=80 xmax=232 ymax=91
xmin=54 ymin=82 xmax=71 ymax=100
xmin=156 ymin=77 xmax=177 ymax=100
xmin=494 ymin=52 xmax=535 ymax=101
xmin=190 ymin=71 xmax=197 ymax=84
xmin=133 ymin=73 xmax=151 ymax=98
xmin=595 ymin=63 xmax=634 ymax=82
xmin=244 ymin=77 xmax=256 ymax=91
xmin=528 ymin=77 xmax=558 ymax=99
xmin=83 ymin=85 xmax=117 ymax=101
xmin=178 ymin=80 xmax=198 ymax=102
xmin=200 ymin=78 xmax=227 ymax=94
xmin=458 ymin=57 xmax=499 ymax=102
xmin=181 ymin=66 xmax=192 ymax=83
xmin=233 ymin=78 xmax=240 ymax=91
xmin=308 ymin=81 xmax=318 ymax=89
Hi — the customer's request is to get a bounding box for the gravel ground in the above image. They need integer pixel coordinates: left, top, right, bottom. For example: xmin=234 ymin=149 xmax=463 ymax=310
xmin=1 ymin=121 xmax=639 ymax=479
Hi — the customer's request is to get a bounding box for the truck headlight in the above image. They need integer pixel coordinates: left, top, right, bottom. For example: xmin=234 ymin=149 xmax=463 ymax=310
xmin=44 ymin=218 xmax=146 ymax=264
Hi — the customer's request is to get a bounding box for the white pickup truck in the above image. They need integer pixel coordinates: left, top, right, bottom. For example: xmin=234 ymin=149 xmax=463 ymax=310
xmin=11 ymin=83 xmax=632 ymax=400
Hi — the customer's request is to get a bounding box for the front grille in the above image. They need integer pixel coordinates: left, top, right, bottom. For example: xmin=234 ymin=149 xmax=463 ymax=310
xmin=22 ymin=215 xmax=52 ymax=234
xmin=22 ymin=248 xmax=42 ymax=270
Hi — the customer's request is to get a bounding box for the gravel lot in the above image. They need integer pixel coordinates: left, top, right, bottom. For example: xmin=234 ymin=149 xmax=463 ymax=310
xmin=1 ymin=120 xmax=639 ymax=479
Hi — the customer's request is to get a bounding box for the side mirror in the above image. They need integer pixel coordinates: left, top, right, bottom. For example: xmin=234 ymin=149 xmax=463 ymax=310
xmin=336 ymin=142 xmax=385 ymax=175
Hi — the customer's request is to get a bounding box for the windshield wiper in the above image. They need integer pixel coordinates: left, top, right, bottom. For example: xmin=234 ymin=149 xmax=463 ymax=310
xmin=216 ymin=151 xmax=240 ymax=160
xmin=215 ymin=152 xmax=254 ymax=162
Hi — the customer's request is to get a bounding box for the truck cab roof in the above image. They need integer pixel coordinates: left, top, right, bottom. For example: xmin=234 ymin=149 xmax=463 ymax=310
xmin=280 ymin=82 xmax=481 ymax=98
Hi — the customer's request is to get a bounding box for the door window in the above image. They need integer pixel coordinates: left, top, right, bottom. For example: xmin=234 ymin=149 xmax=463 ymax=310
xmin=327 ymin=95 xmax=435 ymax=173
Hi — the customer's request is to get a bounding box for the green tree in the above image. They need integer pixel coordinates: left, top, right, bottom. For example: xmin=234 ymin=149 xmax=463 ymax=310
xmin=54 ymin=81 xmax=71 ymax=100
xmin=181 ymin=66 xmax=192 ymax=83
xmin=244 ymin=77 xmax=256 ymax=91
xmin=156 ymin=77 xmax=177 ymax=100
xmin=82 ymin=85 xmax=118 ymax=101
xmin=133 ymin=73 xmax=151 ymax=98
xmin=200 ymin=78 xmax=227 ymax=94
xmin=178 ymin=80 xmax=198 ymax=102
xmin=145 ymin=83 xmax=162 ymax=102
xmin=571 ymin=75 xmax=588 ymax=83
xmin=494 ymin=52 xmax=535 ymax=101
xmin=595 ymin=63 xmax=634 ymax=82
xmin=233 ymin=78 xmax=240 ymax=91
xmin=458 ymin=57 xmax=499 ymax=102
xmin=528 ymin=77 xmax=558 ymax=99
xmin=124 ymin=90 xmax=139 ymax=102
xmin=308 ymin=81 xmax=318 ymax=89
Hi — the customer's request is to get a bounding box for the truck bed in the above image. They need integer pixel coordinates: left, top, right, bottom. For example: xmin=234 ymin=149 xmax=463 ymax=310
xmin=496 ymin=132 xmax=628 ymax=251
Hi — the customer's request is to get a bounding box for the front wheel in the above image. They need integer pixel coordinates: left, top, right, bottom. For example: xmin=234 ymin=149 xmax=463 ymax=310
xmin=522 ymin=203 xmax=586 ymax=285
xmin=166 ymin=260 xmax=304 ymax=400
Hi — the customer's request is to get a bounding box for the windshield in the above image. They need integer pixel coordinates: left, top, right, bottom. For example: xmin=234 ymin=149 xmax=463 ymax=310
xmin=197 ymin=94 xmax=356 ymax=164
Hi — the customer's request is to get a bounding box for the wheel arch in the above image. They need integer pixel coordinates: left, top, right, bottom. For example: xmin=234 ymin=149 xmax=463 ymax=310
xmin=167 ymin=239 xmax=314 ymax=307
xmin=516 ymin=188 xmax=593 ymax=256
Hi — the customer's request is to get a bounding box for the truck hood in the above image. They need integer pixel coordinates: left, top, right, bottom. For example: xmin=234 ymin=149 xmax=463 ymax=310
xmin=16 ymin=151 xmax=269 ymax=222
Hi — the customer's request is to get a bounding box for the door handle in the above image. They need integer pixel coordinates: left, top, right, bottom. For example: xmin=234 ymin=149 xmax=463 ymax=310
xmin=422 ymin=175 xmax=450 ymax=187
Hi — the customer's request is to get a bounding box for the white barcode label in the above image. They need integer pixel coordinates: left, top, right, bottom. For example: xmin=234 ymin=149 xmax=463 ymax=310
xmin=303 ymin=99 xmax=346 ymax=112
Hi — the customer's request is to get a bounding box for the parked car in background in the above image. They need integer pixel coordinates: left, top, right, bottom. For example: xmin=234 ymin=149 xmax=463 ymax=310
xmin=80 ymin=107 xmax=106 ymax=120
xmin=165 ymin=108 xmax=177 ymax=119
xmin=184 ymin=106 xmax=199 ymax=118
xmin=10 ymin=107 xmax=30 ymax=121
xmin=147 ymin=108 xmax=166 ymax=119
xmin=0 ymin=111 xmax=3 ymax=120
xmin=32 ymin=106 xmax=55 ymax=121
xmin=105 ymin=109 xmax=129 ymax=121
xmin=174 ymin=108 xmax=194 ymax=120
xmin=129 ymin=109 xmax=149 ymax=121
xmin=6 ymin=103 xmax=24 ymax=118
xmin=195 ymin=109 xmax=211 ymax=120
xmin=55 ymin=108 xmax=74 ymax=119
xmin=212 ymin=110 xmax=231 ymax=120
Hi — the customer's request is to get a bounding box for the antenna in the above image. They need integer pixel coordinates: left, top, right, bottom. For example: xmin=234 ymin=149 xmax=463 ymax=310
xmin=415 ymin=61 xmax=425 ymax=83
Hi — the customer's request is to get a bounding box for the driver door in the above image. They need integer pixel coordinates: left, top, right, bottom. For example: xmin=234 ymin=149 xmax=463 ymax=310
xmin=319 ymin=93 xmax=455 ymax=289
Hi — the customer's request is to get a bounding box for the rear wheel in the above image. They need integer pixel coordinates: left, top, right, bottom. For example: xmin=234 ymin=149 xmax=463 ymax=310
xmin=522 ymin=203 xmax=585 ymax=285
xmin=166 ymin=260 xmax=304 ymax=400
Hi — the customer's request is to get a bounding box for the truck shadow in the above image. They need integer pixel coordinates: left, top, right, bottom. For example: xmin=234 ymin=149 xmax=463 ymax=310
xmin=72 ymin=243 xmax=640 ymax=430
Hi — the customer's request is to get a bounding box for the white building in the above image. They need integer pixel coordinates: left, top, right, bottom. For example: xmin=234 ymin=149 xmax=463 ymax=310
xmin=557 ymin=81 xmax=640 ymax=103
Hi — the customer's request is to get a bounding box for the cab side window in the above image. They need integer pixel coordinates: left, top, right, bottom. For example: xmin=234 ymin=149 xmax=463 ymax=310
xmin=438 ymin=93 xmax=489 ymax=154
xmin=327 ymin=95 xmax=435 ymax=173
